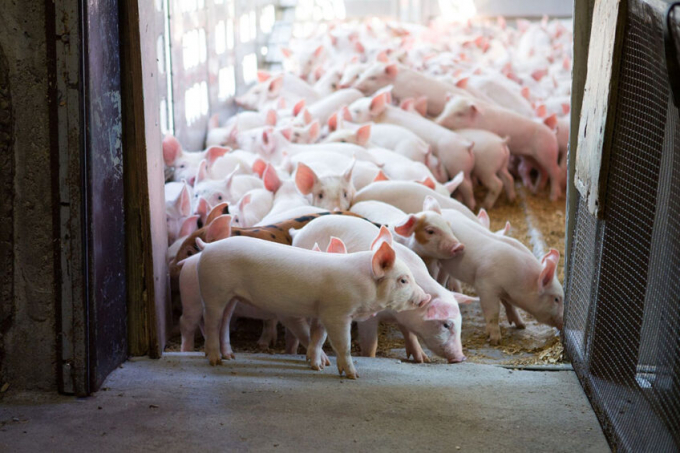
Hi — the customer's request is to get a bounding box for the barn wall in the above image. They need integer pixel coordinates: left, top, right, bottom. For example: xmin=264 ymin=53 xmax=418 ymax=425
xmin=0 ymin=2 xmax=58 ymax=391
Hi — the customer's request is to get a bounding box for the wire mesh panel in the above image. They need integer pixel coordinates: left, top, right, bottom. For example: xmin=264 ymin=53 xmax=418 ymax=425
xmin=564 ymin=0 xmax=680 ymax=450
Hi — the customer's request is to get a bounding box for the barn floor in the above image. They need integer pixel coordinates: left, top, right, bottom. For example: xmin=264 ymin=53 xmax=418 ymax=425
xmin=1 ymin=353 xmax=608 ymax=452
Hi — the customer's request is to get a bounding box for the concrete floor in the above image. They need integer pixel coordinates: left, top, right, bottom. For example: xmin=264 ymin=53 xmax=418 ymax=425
xmin=0 ymin=353 xmax=609 ymax=452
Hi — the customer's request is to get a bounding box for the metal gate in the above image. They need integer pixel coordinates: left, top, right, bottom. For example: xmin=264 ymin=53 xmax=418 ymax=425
xmin=565 ymin=0 xmax=680 ymax=450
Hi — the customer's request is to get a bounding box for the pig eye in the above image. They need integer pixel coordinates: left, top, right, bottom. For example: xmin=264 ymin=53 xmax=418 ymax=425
xmin=443 ymin=321 xmax=452 ymax=329
xmin=217 ymin=196 xmax=223 ymax=201
xmin=331 ymin=83 xmax=337 ymax=89
xmin=343 ymin=191 xmax=348 ymax=198
xmin=399 ymin=277 xmax=407 ymax=284
xmin=340 ymin=139 xmax=346 ymax=143
xmin=179 ymin=164 xmax=185 ymax=168
xmin=186 ymin=250 xmax=193 ymax=257
xmin=318 ymin=193 xmax=324 ymax=199
xmin=294 ymin=132 xmax=300 ymax=138
xmin=369 ymin=76 xmax=377 ymax=81
xmin=554 ymin=297 xmax=560 ymax=303
xmin=426 ymin=229 xmax=435 ymax=235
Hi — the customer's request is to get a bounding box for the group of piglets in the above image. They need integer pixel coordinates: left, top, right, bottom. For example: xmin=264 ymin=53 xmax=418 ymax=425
xmin=164 ymin=17 xmax=570 ymax=378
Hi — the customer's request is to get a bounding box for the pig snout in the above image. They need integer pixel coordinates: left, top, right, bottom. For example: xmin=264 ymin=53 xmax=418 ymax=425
xmin=448 ymin=354 xmax=467 ymax=364
xmin=414 ymin=292 xmax=431 ymax=308
xmin=449 ymin=243 xmax=465 ymax=257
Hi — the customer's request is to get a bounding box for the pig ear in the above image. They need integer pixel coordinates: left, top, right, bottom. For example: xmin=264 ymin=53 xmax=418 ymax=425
xmin=293 ymin=99 xmax=306 ymax=117
xmin=224 ymin=165 xmax=241 ymax=190
xmin=307 ymin=120 xmax=320 ymax=141
xmin=538 ymin=253 xmax=558 ymax=291
xmin=373 ymin=170 xmax=389 ymax=182
xmin=312 ymin=243 xmax=322 ymax=252
xmin=252 ymin=158 xmax=267 ymax=178
xmin=370 ymin=225 xmax=393 ymax=250
xmin=354 ymin=41 xmax=365 ymax=53
xmin=263 ymin=164 xmax=282 ymax=193
xmin=314 ymin=45 xmax=324 ymax=58
xmin=205 ymin=215 xmax=232 ymax=242
xmin=445 ymin=171 xmax=465 ymax=194
xmin=195 ymin=197 xmax=211 ymax=226
xmin=237 ymin=193 xmax=252 ymax=213
xmin=295 ymin=162 xmax=318 ymax=195
xmin=417 ymin=176 xmax=436 ymax=190
xmin=206 ymin=202 xmax=230 ymax=225
xmin=424 ymin=299 xmax=460 ymax=320
xmin=394 ymin=214 xmax=418 ymax=237
xmin=208 ymin=113 xmax=220 ymax=130
xmin=280 ymin=47 xmax=293 ymax=58
xmin=477 ymin=208 xmax=490 ymax=229
xmin=328 ymin=112 xmax=339 ymax=132
xmin=542 ymin=248 xmax=560 ymax=264
xmin=371 ymin=241 xmax=396 ymax=279
xmin=279 ymin=127 xmax=293 ymax=142
xmin=453 ymin=293 xmax=478 ymax=305
xmin=562 ymin=103 xmax=571 ymax=115
xmin=543 ymin=114 xmax=558 ymax=131
xmin=400 ymin=98 xmax=414 ymax=111
xmin=521 ymin=87 xmax=531 ymax=100
xmin=195 ymin=159 xmax=209 ymax=184
xmin=531 ymin=69 xmax=548 ymax=82
xmin=356 ymin=124 xmax=371 ymax=146
xmin=176 ymin=182 xmax=193 ymax=217
xmin=376 ymin=50 xmax=389 ymax=63
xmin=385 ymin=63 xmax=398 ymax=78
xmin=414 ymin=96 xmax=427 ymax=116
xmin=162 ymin=135 xmax=182 ymax=166
xmin=257 ymin=70 xmax=272 ymax=82
xmin=496 ymin=221 xmax=511 ymax=236
xmin=455 ymin=77 xmax=469 ymax=88
xmin=179 ymin=215 xmax=200 ymax=238
xmin=268 ymin=75 xmax=284 ymax=96
xmin=369 ymin=93 xmax=388 ymax=116
xmin=343 ymin=158 xmax=356 ymax=182
xmin=265 ymin=109 xmax=277 ymax=126
xmin=535 ymin=104 xmax=547 ymax=118
xmin=326 ymin=236 xmax=347 ymax=254
xmin=423 ymin=196 xmax=442 ymax=214
xmin=205 ymin=146 xmax=229 ymax=167
xmin=342 ymin=106 xmax=353 ymax=121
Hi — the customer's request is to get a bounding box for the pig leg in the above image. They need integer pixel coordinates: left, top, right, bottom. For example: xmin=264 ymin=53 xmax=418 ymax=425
xmin=458 ymin=175 xmax=476 ymax=210
xmin=498 ymin=167 xmax=516 ymax=202
xmin=357 ymin=317 xmax=379 ymax=357
xmin=398 ymin=324 xmax=430 ymax=363
xmin=179 ymin=301 xmax=203 ymax=352
xmin=306 ymin=318 xmax=329 ymax=370
xmin=501 ymin=300 xmax=526 ymax=329
xmin=477 ymin=287 xmax=502 ymax=345
xmin=284 ymin=328 xmax=300 ymax=354
xmin=479 ymin=173 xmax=503 ymax=210
xmin=256 ymin=319 xmax=278 ymax=350
xmin=219 ymin=300 xmax=239 ymax=359
xmin=323 ymin=317 xmax=357 ymax=379
xmin=279 ymin=315 xmax=331 ymax=366
xmin=204 ymin=297 xmax=235 ymax=365
xmin=518 ymin=159 xmax=538 ymax=193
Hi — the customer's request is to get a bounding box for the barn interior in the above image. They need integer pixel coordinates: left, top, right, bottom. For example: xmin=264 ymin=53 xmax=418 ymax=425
xmin=1 ymin=0 xmax=679 ymax=451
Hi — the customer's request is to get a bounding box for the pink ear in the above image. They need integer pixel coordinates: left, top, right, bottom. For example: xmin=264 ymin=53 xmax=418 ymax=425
xmin=370 ymin=225 xmax=393 ymax=250
xmin=257 ymin=70 xmax=272 ymax=82
xmin=455 ymin=77 xmax=469 ymax=88
xmin=268 ymin=75 xmax=284 ymax=96
xmin=176 ymin=183 xmax=193 ymax=217
xmin=531 ymin=69 xmax=548 ymax=82
xmin=328 ymin=113 xmax=338 ymax=132
xmin=302 ymin=109 xmax=312 ymax=125
xmin=279 ymin=127 xmax=293 ymax=141
xmin=342 ymin=106 xmax=353 ymax=121
xmin=314 ymin=45 xmax=324 ymax=58
xmin=414 ymin=97 xmax=427 ymax=116
xmin=394 ymin=214 xmax=418 ymax=237
xmin=354 ymin=41 xmax=365 ymax=53
xmin=343 ymin=159 xmax=355 ymax=182
xmin=400 ymin=98 xmax=414 ymax=111
xmin=521 ymin=87 xmax=531 ymax=100
xmin=195 ymin=160 xmax=209 ymax=185
xmin=453 ymin=293 xmax=477 ymax=305
xmin=477 ymin=208 xmax=490 ymax=229
xmin=538 ymin=255 xmax=558 ymax=290
xmin=312 ymin=243 xmax=322 ymax=252
xmin=369 ymin=93 xmax=387 ymax=116
xmin=237 ymin=193 xmax=252 ymax=213
xmin=562 ymin=103 xmax=571 ymax=115
xmin=206 ymin=201 xmax=230 ymax=225
xmin=208 ymin=114 xmax=220 ymax=130
xmin=385 ymin=63 xmax=398 ymax=78
xmin=228 ymin=125 xmax=239 ymax=145
xmin=280 ymin=48 xmax=292 ymax=58
xmin=418 ymin=177 xmax=436 ymax=190
xmin=371 ymin=241 xmax=396 ymax=279
xmin=373 ymin=170 xmax=389 ymax=182
xmin=205 ymin=146 xmax=229 ymax=166
xmin=356 ymin=124 xmax=371 ymax=146
xmin=265 ymin=109 xmax=277 ymax=126
xmin=535 ymin=104 xmax=547 ymax=118
xmin=195 ymin=197 xmax=211 ymax=225
xmin=543 ymin=114 xmax=558 ymax=131
xmin=424 ymin=299 xmax=460 ymax=320
xmin=293 ymin=99 xmax=306 ymax=117
xmin=294 ymin=162 xmax=318 ymax=195
xmin=326 ymin=237 xmax=347 ymax=254
xmin=542 ymin=248 xmax=560 ymax=264
xmin=563 ymin=56 xmax=571 ymax=71
xmin=163 ymin=135 xmax=182 ymax=166
xmin=307 ymin=121 xmax=320 ymax=141
xmin=252 ymin=158 xmax=267 ymax=178
xmin=376 ymin=50 xmax=389 ymax=63
xmin=179 ymin=215 xmax=200 ymax=238
xmin=263 ymin=164 xmax=282 ymax=193
xmin=205 ymin=215 xmax=232 ymax=242
xmin=423 ymin=196 xmax=442 ymax=214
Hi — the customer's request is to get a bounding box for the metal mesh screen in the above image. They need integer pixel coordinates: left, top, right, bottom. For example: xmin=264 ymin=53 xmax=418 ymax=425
xmin=564 ymin=1 xmax=680 ymax=451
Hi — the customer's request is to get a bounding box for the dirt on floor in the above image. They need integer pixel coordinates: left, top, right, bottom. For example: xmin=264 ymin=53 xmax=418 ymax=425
xmin=167 ymin=183 xmax=568 ymax=367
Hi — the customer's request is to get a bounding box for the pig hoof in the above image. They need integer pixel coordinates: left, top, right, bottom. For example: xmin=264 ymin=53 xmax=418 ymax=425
xmin=208 ymin=356 xmax=222 ymax=366
xmin=515 ymin=322 xmax=526 ymax=330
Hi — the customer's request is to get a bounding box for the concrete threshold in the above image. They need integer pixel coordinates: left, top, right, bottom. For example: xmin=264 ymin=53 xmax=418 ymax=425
xmin=1 ymin=353 xmax=609 ymax=453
